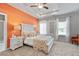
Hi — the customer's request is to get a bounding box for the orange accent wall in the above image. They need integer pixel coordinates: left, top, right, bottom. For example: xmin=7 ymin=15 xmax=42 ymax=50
xmin=0 ymin=3 xmax=38 ymax=48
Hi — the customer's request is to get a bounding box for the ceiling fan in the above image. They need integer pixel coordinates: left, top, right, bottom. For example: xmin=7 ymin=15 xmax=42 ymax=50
xmin=29 ymin=3 xmax=48 ymax=9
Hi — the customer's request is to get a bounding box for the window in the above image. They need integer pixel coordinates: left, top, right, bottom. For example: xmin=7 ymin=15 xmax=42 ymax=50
xmin=39 ymin=22 xmax=47 ymax=34
xmin=58 ymin=21 xmax=67 ymax=35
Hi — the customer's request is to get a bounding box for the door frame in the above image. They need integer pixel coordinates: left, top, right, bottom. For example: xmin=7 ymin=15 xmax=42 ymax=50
xmin=0 ymin=12 xmax=7 ymax=51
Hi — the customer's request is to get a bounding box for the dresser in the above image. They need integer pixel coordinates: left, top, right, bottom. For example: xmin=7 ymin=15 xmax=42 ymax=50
xmin=10 ymin=36 xmax=23 ymax=50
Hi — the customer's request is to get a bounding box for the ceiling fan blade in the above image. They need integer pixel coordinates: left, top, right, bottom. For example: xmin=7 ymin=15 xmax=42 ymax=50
xmin=30 ymin=5 xmax=37 ymax=7
xmin=43 ymin=6 xmax=48 ymax=9
xmin=43 ymin=3 xmax=47 ymax=5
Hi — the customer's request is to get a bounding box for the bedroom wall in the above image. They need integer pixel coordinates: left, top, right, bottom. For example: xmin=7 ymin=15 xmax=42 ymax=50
xmin=39 ymin=16 xmax=57 ymax=40
xmin=0 ymin=3 xmax=38 ymax=48
xmin=70 ymin=12 xmax=79 ymax=36
xmin=39 ymin=10 xmax=79 ymax=40
xmin=39 ymin=16 xmax=56 ymax=34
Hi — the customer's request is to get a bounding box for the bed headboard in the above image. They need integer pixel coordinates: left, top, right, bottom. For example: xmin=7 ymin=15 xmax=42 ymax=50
xmin=21 ymin=24 xmax=35 ymax=33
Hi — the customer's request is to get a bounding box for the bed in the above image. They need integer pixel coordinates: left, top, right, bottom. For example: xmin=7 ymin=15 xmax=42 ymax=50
xmin=33 ymin=34 xmax=54 ymax=53
xmin=21 ymin=24 xmax=37 ymax=46
xmin=21 ymin=24 xmax=54 ymax=53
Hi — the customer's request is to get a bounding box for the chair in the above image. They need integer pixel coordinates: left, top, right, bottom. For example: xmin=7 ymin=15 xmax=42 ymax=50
xmin=71 ymin=35 xmax=79 ymax=45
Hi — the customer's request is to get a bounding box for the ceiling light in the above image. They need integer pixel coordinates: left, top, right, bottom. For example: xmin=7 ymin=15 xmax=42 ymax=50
xmin=38 ymin=5 xmax=43 ymax=8
xmin=29 ymin=3 xmax=48 ymax=9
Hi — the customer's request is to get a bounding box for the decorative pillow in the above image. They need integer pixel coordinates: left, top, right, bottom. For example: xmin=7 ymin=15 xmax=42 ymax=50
xmin=23 ymin=31 xmax=37 ymax=37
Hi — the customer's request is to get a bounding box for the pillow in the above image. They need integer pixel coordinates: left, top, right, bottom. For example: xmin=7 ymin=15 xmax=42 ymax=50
xmin=23 ymin=31 xmax=37 ymax=37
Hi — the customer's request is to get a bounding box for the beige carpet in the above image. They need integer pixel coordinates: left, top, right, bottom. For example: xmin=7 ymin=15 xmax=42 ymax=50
xmin=0 ymin=41 xmax=79 ymax=56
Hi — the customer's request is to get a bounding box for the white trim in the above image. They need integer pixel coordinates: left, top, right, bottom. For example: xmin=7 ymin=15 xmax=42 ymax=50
xmin=4 ymin=13 xmax=7 ymax=51
xmin=0 ymin=12 xmax=6 ymax=16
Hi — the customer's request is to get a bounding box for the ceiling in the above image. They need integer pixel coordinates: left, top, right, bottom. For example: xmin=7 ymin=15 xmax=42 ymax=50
xmin=9 ymin=3 xmax=79 ymax=18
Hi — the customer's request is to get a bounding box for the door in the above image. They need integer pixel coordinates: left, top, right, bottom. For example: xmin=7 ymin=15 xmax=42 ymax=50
xmin=0 ymin=13 xmax=7 ymax=51
xmin=0 ymin=22 xmax=4 ymax=50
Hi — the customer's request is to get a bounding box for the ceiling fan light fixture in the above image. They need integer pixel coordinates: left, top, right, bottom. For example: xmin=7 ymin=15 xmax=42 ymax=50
xmin=38 ymin=5 xmax=43 ymax=8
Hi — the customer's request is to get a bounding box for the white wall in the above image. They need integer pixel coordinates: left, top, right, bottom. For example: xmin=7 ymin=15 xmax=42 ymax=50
xmin=39 ymin=10 xmax=79 ymax=40
xmin=39 ymin=16 xmax=57 ymax=40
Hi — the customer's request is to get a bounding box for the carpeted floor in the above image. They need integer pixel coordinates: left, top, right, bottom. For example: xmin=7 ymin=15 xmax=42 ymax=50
xmin=0 ymin=41 xmax=79 ymax=56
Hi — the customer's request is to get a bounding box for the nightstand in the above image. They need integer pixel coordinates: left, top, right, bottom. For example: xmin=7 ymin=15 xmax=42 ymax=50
xmin=10 ymin=36 xmax=23 ymax=50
